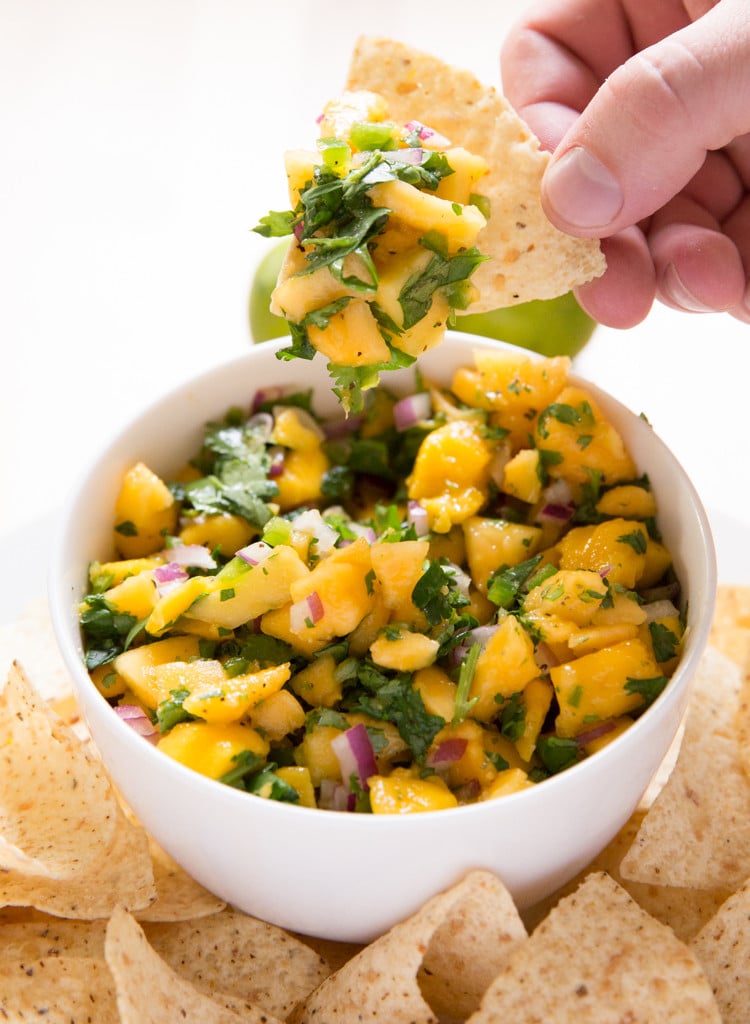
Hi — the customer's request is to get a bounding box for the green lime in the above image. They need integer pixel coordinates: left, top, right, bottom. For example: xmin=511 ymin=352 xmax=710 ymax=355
xmin=454 ymin=292 xmax=596 ymax=358
xmin=249 ymin=240 xmax=290 ymax=343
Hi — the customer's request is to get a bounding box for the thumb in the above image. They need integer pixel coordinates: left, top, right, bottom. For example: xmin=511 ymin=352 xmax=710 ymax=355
xmin=541 ymin=0 xmax=750 ymax=236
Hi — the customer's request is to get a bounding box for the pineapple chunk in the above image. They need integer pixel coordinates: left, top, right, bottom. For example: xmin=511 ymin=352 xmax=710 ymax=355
xmin=369 ymin=627 xmax=440 ymax=672
xmin=369 ymin=774 xmax=458 ymax=814
xmin=113 ymin=636 xmax=202 ymax=709
xmin=462 ymin=517 xmax=543 ymax=593
xmin=368 ymin=179 xmax=486 ymax=249
xmin=470 ymin=616 xmax=539 ymax=719
xmin=114 ymin=462 xmax=178 ymax=558
xmin=150 ymin=661 xmax=292 ymax=725
xmin=157 ymin=721 xmax=269 ymax=779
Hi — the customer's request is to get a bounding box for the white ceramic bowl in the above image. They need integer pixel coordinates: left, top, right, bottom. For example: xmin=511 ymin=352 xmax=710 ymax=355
xmin=49 ymin=333 xmax=716 ymax=943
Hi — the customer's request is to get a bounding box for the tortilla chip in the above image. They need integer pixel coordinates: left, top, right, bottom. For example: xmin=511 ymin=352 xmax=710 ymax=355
xmin=522 ymin=809 xmax=732 ymax=940
xmin=620 ymin=647 xmax=750 ymax=890
xmin=470 ymin=872 xmax=720 ymax=1022
xmin=708 ymin=584 xmax=750 ymax=670
xmin=135 ymin=836 xmax=226 ymax=922
xmin=294 ymin=870 xmax=526 ymax=1024
xmin=105 ymin=905 xmax=281 ymax=1024
xmin=0 ymin=800 xmax=156 ymax=918
xmin=0 ymin=956 xmax=118 ymax=1022
xmin=690 ymin=876 xmax=750 ymax=1024
xmin=143 ymin=908 xmax=330 ymax=1020
xmin=346 ymin=36 xmax=605 ymax=311
xmin=0 ymin=919 xmax=107 ymax=962
xmin=0 ymin=661 xmax=118 ymax=878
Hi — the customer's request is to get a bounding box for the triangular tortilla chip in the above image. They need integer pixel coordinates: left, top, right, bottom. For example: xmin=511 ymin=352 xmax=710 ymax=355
xmin=346 ymin=36 xmax=605 ymax=311
xmin=294 ymin=870 xmax=526 ymax=1024
xmin=135 ymin=836 xmax=226 ymax=922
xmin=105 ymin=905 xmax=282 ymax=1024
xmin=0 ymin=919 xmax=107 ymax=962
xmin=143 ymin=908 xmax=330 ymax=1020
xmin=0 ymin=956 xmax=118 ymax=1022
xmin=691 ymin=875 xmax=750 ymax=1024
xmin=0 ymin=661 xmax=118 ymax=878
xmin=468 ymin=872 xmax=720 ymax=1023
xmin=620 ymin=647 xmax=750 ymax=889
xmin=522 ymin=809 xmax=732 ymax=941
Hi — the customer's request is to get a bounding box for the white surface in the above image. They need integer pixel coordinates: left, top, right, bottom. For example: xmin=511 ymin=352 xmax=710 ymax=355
xmin=48 ymin=336 xmax=715 ymax=941
xmin=1 ymin=0 xmax=749 ymax=630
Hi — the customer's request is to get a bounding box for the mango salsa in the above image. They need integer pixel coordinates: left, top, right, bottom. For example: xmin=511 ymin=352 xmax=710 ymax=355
xmin=79 ymin=349 xmax=684 ymax=815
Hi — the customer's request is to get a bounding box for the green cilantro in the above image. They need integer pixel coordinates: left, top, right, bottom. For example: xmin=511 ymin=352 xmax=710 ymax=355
xmin=536 ymin=735 xmax=580 ymax=774
xmin=499 ymin=692 xmax=526 ymax=742
xmin=452 ymin=643 xmax=481 ymax=725
xmin=252 ymin=209 xmax=296 ymax=237
xmin=618 ymin=529 xmax=648 ymax=554
xmin=398 ymin=237 xmax=487 ymax=330
xmin=649 ymin=622 xmax=680 ymax=663
xmin=487 ymin=554 xmax=544 ymax=609
xmin=114 ymin=520 xmax=138 ymax=537
xmin=624 ymin=675 xmax=669 ymax=708
xmin=80 ymin=595 xmax=138 ymax=669
xmin=156 ymin=688 xmax=197 ymax=733
xmin=355 ymin=664 xmax=444 ymax=763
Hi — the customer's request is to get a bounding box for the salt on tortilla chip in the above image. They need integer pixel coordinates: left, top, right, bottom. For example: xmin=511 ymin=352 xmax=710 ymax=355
xmin=522 ymin=810 xmax=732 ymax=941
xmin=346 ymin=36 xmax=606 ymax=311
xmin=294 ymin=870 xmax=526 ymax=1024
xmin=105 ymin=905 xmax=282 ymax=1024
xmin=690 ymin=875 xmax=750 ymax=1024
xmin=143 ymin=908 xmax=331 ymax=1020
xmin=468 ymin=872 xmax=720 ymax=1023
xmin=0 ymin=919 xmax=107 ymax=962
xmin=0 ymin=956 xmax=118 ymax=1022
xmin=0 ymin=797 xmax=156 ymax=918
xmin=708 ymin=584 xmax=750 ymax=670
xmin=620 ymin=646 xmax=750 ymax=890
xmin=0 ymin=661 xmax=119 ymax=879
xmin=135 ymin=836 xmax=226 ymax=922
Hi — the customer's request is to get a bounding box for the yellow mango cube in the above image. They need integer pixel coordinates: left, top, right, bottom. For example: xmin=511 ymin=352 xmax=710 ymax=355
xmin=557 ymin=519 xmax=647 ymax=589
xmin=249 ymin=688 xmax=306 ymax=740
xmin=145 ymin=576 xmax=210 ymax=637
xmin=113 ymin=636 xmax=201 ymax=709
xmin=173 ymin=662 xmax=291 ymax=725
xmin=368 ymin=179 xmax=486 ymax=249
xmin=369 ymin=774 xmax=458 ymax=814
xmin=470 ymin=616 xmax=539 ymax=719
xmin=482 ymin=767 xmax=534 ymax=800
xmin=99 ymin=570 xmax=157 ymax=621
xmin=290 ymin=654 xmax=343 ymax=708
xmin=535 ymin=386 xmax=637 ymax=493
xmin=412 ymin=666 xmax=457 ymax=720
xmin=370 ymin=539 xmax=430 ymax=612
xmin=639 ymin=539 xmax=673 ymax=588
xmin=523 ymin=570 xmax=608 ymax=627
xmin=275 ymin=766 xmax=316 ymax=808
xmin=595 ymin=485 xmax=657 ymax=520
xmin=90 ymin=556 xmax=165 ymax=589
xmin=179 ymin=514 xmax=256 ymax=556
xmin=435 ymin=148 xmax=489 ymax=205
xmin=462 ymin=517 xmax=543 ymax=593
xmin=369 ymin=628 xmax=440 ymax=671
xmin=114 ymin=462 xmax=179 ymax=558
xmin=157 ymin=721 xmax=269 ymax=779
xmin=407 ymin=421 xmax=494 ymax=533
xmin=306 ymin=298 xmax=391 ymax=367
xmin=295 ymin=725 xmax=344 ymax=786
xmin=515 ymin=678 xmax=554 ymax=762
xmin=275 ymin=447 xmax=330 ymax=511
xmin=551 ymin=638 xmax=661 ymax=737
xmin=502 ymin=449 xmax=543 ymax=505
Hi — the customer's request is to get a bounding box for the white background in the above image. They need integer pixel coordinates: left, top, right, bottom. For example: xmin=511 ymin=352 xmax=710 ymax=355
xmin=1 ymin=0 xmax=748 ymax=624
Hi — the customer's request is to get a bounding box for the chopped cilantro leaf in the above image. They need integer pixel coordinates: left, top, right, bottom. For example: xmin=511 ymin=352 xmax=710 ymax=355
xmin=649 ymin=621 xmax=680 ymax=663
xmin=624 ymin=674 xmax=669 ymax=708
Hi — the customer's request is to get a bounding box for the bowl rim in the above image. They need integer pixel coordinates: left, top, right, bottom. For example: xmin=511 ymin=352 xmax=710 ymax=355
xmin=48 ymin=332 xmax=718 ymax=829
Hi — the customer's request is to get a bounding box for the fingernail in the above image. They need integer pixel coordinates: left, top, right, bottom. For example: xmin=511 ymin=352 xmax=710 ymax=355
xmin=544 ymin=147 xmax=624 ymax=229
xmin=661 ymin=263 xmax=716 ymax=313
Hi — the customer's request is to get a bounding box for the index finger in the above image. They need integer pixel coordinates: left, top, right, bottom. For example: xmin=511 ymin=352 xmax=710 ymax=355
xmin=500 ymin=0 xmax=690 ymax=149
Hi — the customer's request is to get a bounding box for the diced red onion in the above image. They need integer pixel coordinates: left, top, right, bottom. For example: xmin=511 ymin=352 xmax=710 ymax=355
xmin=293 ymin=220 xmax=305 ymax=242
xmin=251 ymin=386 xmax=286 ymax=412
xmin=153 ymin=562 xmax=189 ymax=597
xmin=289 ymin=591 xmax=325 ymax=632
xmin=324 ymin=413 xmax=363 ymax=439
xmin=539 ymin=502 xmax=575 ymax=524
xmin=598 ymin=564 xmax=614 ymax=579
xmin=403 ymin=119 xmax=451 ymax=149
xmin=643 ymin=599 xmax=680 ymax=623
xmin=318 ymin=779 xmax=351 ymax=812
xmin=292 ymin=509 xmax=339 ymax=555
xmin=427 ymin=738 xmax=468 ymax=767
xmin=489 ymin=443 xmax=511 ymax=489
xmin=268 ymin=447 xmax=285 ymax=478
xmin=407 ymin=500 xmax=430 ymax=537
xmin=331 ymin=723 xmax=378 ymax=791
xmin=166 ymin=544 xmax=217 ymax=570
xmin=393 ymin=392 xmax=432 ymax=432
xmin=388 ymin=147 xmax=424 ymax=164
xmin=115 ymin=705 xmax=159 ymax=744
xmin=542 ymin=478 xmax=574 ymax=507
xmin=344 ymin=521 xmax=377 ymax=544
xmin=236 ymin=540 xmax=274 ymax=566
xmin=534 ymin=641 xmax=559 ymax=672
xmin=575 ymin=720 xmax=617 ymax=748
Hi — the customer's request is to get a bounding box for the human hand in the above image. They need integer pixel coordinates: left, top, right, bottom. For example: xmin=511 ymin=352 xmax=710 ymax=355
xmin=501 ymin=0 xmax=750 ymax=327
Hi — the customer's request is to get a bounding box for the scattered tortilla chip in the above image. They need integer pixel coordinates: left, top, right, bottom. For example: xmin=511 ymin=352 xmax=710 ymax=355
xmin=691 ymin=876 xmax=750 ymax=1024
xmin=105 ymin=905 xmax=281 ymax=1024
xmin=0 ymin=956 xmax=118 ymax=1022
xmin=346 ymin=36 xmax=606 ymax=311
xmin=0 ymin=797 xmax=156 ymax=918
xmin=469 ymin=872 xmax=720 ymax=1023
xmin=135 ymin=836 xmax=226 ymax=922
xmin=143 ymin=908 xmax=331 ymax=1020
xmin=294 ymin=870 xmax=526 ymax=1024
xmin=709 ymin=584 xmax=750 ymax=670
xmin=0 ymin=919 xmax=107 ymax=962
xmin=0 ymin=662 xmax=118 ymax=878
xmin=523 ymin=810 xmax=732 ymax=941
xmin=620 ymin=647 xmax=750 ymax=890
